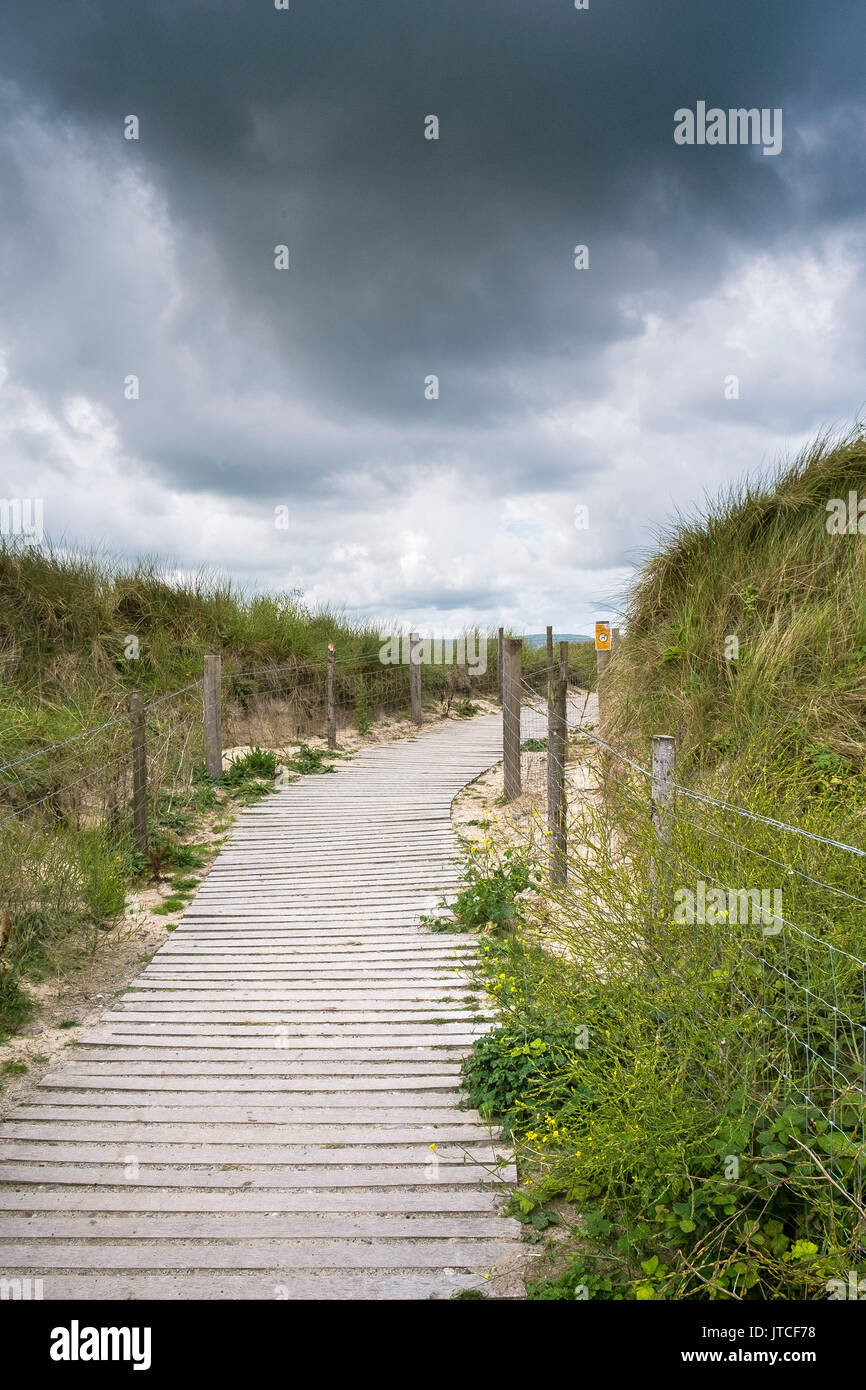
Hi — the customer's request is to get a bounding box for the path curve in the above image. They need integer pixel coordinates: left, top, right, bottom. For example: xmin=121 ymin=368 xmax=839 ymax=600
xmin=0 ymin=712 xmax=524 ymax=1300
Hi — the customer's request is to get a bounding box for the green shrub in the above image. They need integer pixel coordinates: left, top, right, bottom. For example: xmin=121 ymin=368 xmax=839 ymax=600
xmin=445 ymin=845 xmax=539 ymax=933
xmin=223 ymin=747 xmax=278 ymax=784
xmin=462 ymin=1027 xmax=576 ymax=1134
xmin=287 ymin=744 xmax=335 ymax=775
xmin=454 ymin=698 xmax=480 ymax=718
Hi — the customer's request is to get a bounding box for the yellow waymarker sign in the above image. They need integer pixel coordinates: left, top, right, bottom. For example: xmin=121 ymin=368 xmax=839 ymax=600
xmin=595 ymin=622 xmax=611 ymax=651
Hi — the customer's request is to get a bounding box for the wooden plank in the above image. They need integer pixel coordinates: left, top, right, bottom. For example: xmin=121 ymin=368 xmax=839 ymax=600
xmin=72 ymin=1035 xmax=482 ymax=1049
xmin=0 ymin=1190 xmax=505 ymax=1213
xmin=0 ymin=1162 xmax=517 ymax=1188
xmin=0 ymin=1215 xmax=520 ymax=1239
xmin=2 ymin=1122 xmax=495 ymax=1143
xmin=41 ymin=1067 xmax=464 ymax=1078
xmin=117 ymin=985 xmax=485 ymax=996
xmin=13 ymin=1105 xmax=488 ymax=1126
xmin=0 ymin=1142 xmax=513 ymax=1165
xmin=56 ymin=1049 xmax=472 ymax=1064
xmin=0 ymin=1273 xmax=486 ymax=1300
xmin=0 ymin=1240 xmax=520 ymax=1270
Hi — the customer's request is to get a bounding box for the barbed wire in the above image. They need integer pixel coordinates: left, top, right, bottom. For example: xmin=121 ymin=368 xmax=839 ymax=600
xmin=142 ymin=680 xmax=204 ymax=709
xmin=513 ymin=681 xmax=866 ymax=985
xmin=0 ymin=712 xmax=130 ymax=774
xmin=675 ymin=811 xmax=866 ymax=911
xmin=230 ymin=645 xmax=503 ymax=681
xmin=524 ymin=681 xmax=866 ymax=861
xmin=672 ymin=782 xmax=866 ymax=860
xmin=0 ymin=678 xmax=204 ymax=776
xmin=673 ymin=848 xmax=866 ymax=979
xmin=0 ymin=752 xmax=131 ymax=829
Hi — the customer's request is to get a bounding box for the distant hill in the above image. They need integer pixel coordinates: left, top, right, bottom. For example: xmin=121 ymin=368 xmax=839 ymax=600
xmin=522 ymin=632 xmax=592 ymax=648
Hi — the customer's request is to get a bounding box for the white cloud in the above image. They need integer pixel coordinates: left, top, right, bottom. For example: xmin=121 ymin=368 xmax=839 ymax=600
xmin=2 ymin=94 xmax=866 ymax=637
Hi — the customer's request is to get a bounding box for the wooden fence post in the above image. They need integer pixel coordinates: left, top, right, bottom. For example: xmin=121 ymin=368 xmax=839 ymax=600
xmin=559 ymin=638 xmax=569 ymax=738
xmin=327 ymin=643 xmax=337 ymax=749
xmin=497 ymin=627 xmax=504 ymax=703
xmin=651 ymin=735 xmax=675 ymax=845
xmin=409 ymin=631 xmax=422 ymax=726
xmin=547 ymin=665 xmax=568 ymax=884
xmin=502 ymin=637 xmax=523 ymax=800
xmin=203 ymin=654 xmax=222 ymax=778
xmin=651 ymin=735 xmax=676 ymax=897
xmin=129 ymin=691 xmax=147 ymax=857
xmin=546 ymin=624 xmax=554 ymax=707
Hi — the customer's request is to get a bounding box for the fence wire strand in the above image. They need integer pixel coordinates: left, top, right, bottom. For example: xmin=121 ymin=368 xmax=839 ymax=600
xmin=501 ymin=675 xmax=866 ymax=1220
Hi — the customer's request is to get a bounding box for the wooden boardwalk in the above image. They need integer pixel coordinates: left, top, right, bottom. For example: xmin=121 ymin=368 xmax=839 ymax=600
xmin=0 ymin=712 xmax=526 ymax=1300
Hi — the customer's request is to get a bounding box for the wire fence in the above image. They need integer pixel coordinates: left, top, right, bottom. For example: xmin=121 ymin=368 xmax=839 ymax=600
xmin=491 ymin=663 xmax=866 ymax=1235
xmin=0 ymin=645 xmax=500 ymax=840
xmin=221 ymin=650 xmax=498 ymax=754
xmin=0 ymin=641 xmax=501 ymax=1023
xmin=0 ymin=679 xmax=205 ymax=831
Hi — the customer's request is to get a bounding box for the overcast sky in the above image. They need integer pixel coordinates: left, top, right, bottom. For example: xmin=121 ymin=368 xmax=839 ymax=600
xmin=1 ymin=0 xmax=865 ymax=635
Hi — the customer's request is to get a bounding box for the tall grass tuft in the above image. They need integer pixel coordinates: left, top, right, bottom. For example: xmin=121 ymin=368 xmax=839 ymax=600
xmin=603 ymin=428 xmax=866 ymax=785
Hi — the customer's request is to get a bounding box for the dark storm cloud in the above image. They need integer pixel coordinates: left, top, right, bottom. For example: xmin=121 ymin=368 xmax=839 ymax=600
xmin=3 ymin=1 xmax=862 ymax=409
xmin=1 ymin=0 xmax=865 ymax=621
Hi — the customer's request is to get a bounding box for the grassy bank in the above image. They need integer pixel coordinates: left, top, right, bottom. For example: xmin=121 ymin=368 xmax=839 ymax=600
xmin=0 ymin=543 xmax=591 ymax=764
xmin=603 ymin=429 xmax=866 ymax=788
xmin=457 ymin=432 xmax=866 ymax=1299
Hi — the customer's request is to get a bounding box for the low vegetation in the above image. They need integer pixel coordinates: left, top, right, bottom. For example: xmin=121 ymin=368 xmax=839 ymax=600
xmin=460 ymin=432 xmax=866 ymax=1300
